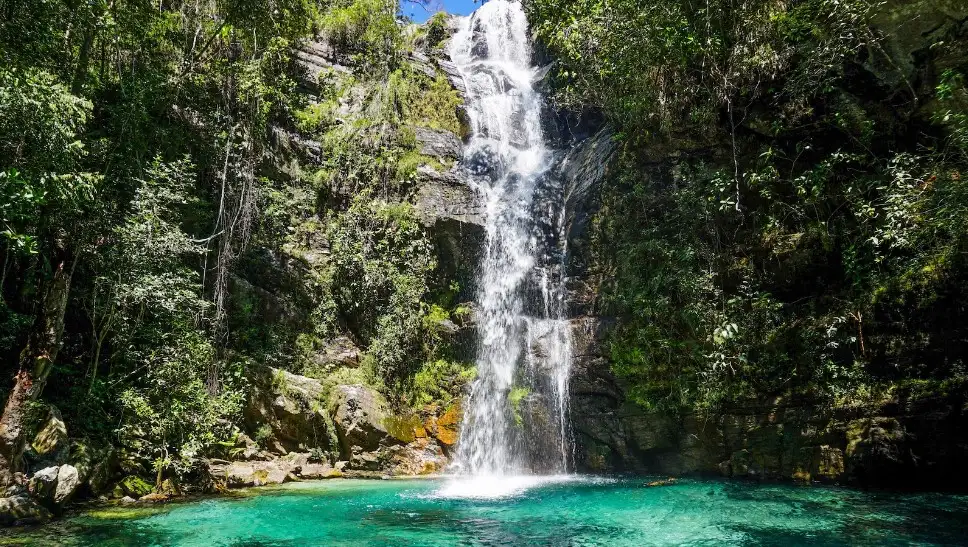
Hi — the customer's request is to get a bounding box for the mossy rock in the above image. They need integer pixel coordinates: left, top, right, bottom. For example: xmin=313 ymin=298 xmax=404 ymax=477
xmin=383 ymin=415 xmax=424 ymax=443
xmin=118 ymin=476 xmax=153 ymax=498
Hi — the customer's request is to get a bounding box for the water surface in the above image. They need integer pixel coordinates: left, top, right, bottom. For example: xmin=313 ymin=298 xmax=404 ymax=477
xmin=4 ymin=477 xmax=968 ymax=546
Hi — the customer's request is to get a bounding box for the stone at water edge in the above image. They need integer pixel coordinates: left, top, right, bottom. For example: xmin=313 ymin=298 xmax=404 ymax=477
xmin=0 ymin=494 xmax=52 ymax=525
xmin=139 ymin=492 xmax=171 ymax=503
xmin=117 ymin=475 xmax=153 ymax=498
xmin=244 ymin=366 xmax=333 ymax=454
xmin=220 ymin=460 xmax=291 ymax=487
xmin=25 ymin=464 xmax=82 ymax=511
xmin=434 ymin=403 xmax=461 ymax=446
xmin=330 ymin=384 xmax=392 ymax=456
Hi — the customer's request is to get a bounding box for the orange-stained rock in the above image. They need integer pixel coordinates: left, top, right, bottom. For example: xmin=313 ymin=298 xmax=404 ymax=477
xmin=435 ymin=403 xmax=462 ymax=445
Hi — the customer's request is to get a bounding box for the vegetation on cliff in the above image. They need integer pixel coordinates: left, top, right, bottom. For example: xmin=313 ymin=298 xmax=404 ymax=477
xmin=528 ymin=0 xmax=968 ymax=412
xmin=0 ymin=0 xmax=469 ymax=498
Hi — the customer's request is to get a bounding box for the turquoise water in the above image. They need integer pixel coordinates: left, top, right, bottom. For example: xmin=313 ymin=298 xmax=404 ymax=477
xmin=4 ymin=477 xmax=968 ymax=546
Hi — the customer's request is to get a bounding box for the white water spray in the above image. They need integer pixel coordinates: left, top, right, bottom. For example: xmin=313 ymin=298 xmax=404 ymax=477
xmin=445 ymin=0 xmax=574 ymax=489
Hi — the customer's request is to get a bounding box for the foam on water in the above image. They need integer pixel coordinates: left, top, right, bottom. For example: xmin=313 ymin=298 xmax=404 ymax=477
xmin=433 ymin=474 xmax=586 ymax=500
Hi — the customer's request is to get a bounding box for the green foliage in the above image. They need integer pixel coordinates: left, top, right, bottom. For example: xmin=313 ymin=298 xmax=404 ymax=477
xmin=253 ymin=424 xmax=274 ymax=448
xmin=590 ymin=67 xmax=968 ymax=412
xmin=527 ymin=0 xmax=873 ymax=141
xmin=0 ymin=69 xmax=98 ymax=254
xmin=508 ymin=386 xmax=530 ymax=427
xmin=320 ymin=0 xmax=403 ymax=72
xmin=424 ymin=12 xmax=450 ymax=49
xmin=408 ymin=358 xmax=475 ymax=407
xmin=327 ymin=195 xmax=436 ymax=380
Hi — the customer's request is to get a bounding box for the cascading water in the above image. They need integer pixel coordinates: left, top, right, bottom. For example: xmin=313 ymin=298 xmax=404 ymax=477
xmin=443 ymin=0 xmax=575 ymax=491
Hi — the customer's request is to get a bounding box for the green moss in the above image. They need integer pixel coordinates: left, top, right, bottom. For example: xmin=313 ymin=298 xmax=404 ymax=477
xmin=119 ymin=476 xmax=153 ymax=498
xmin=508 ymin=386 xmax=530 ymax=427
xmin=382 ymin=414 xmax=423 ymax=443
xmin=86 ymin=505 xmax=168 ymax=520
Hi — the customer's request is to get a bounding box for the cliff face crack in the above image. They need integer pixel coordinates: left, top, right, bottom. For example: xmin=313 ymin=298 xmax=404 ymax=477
xmin=447 ymin=0 xmax=574 ymax=478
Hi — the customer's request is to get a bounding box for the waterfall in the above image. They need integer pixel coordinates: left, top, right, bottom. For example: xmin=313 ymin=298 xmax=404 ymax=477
xmin=446 ymin=0 xmax=574 ymax=483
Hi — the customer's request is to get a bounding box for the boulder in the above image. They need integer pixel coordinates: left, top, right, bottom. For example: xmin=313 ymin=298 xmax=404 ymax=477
xmin=138 ymin=492 xmax=170 ymax=503
xmin=118 ymin=475 xmax=153 ymax=498
xmin=215 ymin=460 xmax=293 ymax=488
xmin=53 ymin=465 xmax=80 ymax=505
xmin=27 ymin=467 xmax=59 ymax=503
xmin=0 ymin=494 xmax=52 ymax=525
xmin=329 ymin=384 xmax=393 ymax=459
xmin=155 ymin=478 xmax=179 ymax=497
xmin=388 ymin=438 xmax=447 ymax=475
xmin=30 ymin=406 xmax=69 ymax=465
xmin=432 ymin=403 xmax=462 ymax=446
xmin=244 ymin=367 xmax=333 ymax=454
xmin=437 ymin=59 xmax=466 ymax=95
xmin=413 ymin=126 xmax=462 ymax=161
xmin=309 ymin=336 xmax=361 ymax=369
xmin=298 ymin=462 xmax=340 ymax=479
xmin=25 ymin=464 xmax=82 ymax=511
xmin=846 ymin=417 xmax=910 ymax=485
xmin=83 ymin=446 xmax=117 ymax=496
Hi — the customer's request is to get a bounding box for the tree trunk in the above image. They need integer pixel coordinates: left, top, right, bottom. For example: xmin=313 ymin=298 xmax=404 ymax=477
xmin=0 ymin=248 xmax=73 ymax=487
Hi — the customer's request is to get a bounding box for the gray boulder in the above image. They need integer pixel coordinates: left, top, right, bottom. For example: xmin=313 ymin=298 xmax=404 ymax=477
xmin=26 ymin=464 xmax=81 ymax=511
xmin=329 ymin=385 xmax=392 ymax=459
xmin=27 ymin=467 xmax=59 ymax=502
xmin=53 ymin=465 xmax=81 ymax=505
xmin=413 ymin=126 xmax=462 ymax=161
xmin=211 ymin=460 xmax=293 ymax=488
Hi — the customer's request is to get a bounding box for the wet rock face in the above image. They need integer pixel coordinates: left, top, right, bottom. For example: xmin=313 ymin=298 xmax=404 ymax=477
xmin=570 ymin=370 xmax=968 ymax=488
xmin=565 ymin=304 xmax=968 ymax=486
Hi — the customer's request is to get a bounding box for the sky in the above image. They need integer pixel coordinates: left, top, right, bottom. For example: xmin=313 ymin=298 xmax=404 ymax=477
xmin=399 ymin=0 xmax=480 ymax=23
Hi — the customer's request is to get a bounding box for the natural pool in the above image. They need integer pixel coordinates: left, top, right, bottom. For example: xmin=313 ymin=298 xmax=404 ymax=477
xmin=3 ymin=476 xmax=968 ymax=546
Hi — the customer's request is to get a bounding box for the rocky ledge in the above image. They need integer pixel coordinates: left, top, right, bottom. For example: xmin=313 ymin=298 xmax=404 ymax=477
xmin=0 ymin=367 xmax=462 ymax=526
